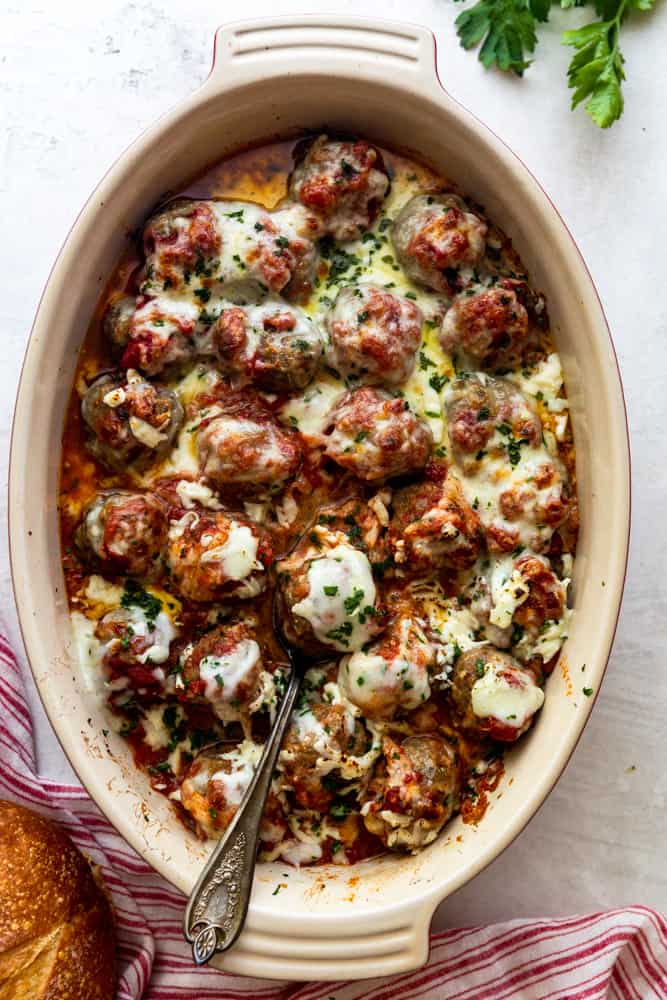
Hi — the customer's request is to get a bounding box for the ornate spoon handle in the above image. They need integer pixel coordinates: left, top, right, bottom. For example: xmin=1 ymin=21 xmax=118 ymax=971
xmin=183 ymin=668 xmax=300 ymax=965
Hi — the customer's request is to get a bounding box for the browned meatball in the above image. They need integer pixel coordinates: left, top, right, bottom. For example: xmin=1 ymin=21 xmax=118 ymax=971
xmin=275 ymin=527 xmax=386 ymax=655
xmin=178 ymin=622 xmax=267 ymax=721
xmin=81 ymin=370 xmax=183 ymax=471
xmin=211 ymin=300 xmax=324 ymax=392
xmin=445 ymin=373 xmax=542 ymax=474
xmin=313 ymin=495 xmax=391 ymax=568
xmin=389 ymin=470 xmax=483 ymax=573
xmin=141 ymin=198 xmax=318 ymax=304
xmin=167 ymin=509 xmax=273 ymax=602
xmin=196 ymin=390 xmax=302 ymax=494
xmin=75 ymin=491 xmax=166 ymax=578
xmin=289 ymin=135 xmax=390 ymax=241
xmin=324 ymin=387 xmax=433 ymax=482
xmin=392 ymin=193 xmax=487 ymax=296
xmin=325 ymin=283 xmax=422 ymax=386
xmin=180 ymin=742 xmax=286 ymax=841
xmin=445 ymin=374 xmax=570 ymax=552
xmin=440 ymin=280 xmax=529 ymax=369
xmin=119 ymin=298 xmax=200 ymax=375
xmin=361 ymin=735 xmax=461 ymax=850
xmin=338 ymin=612 xmax=435 ymax=720
xmin=95 ymin=602 xmax=176 ymax=705
xmin=450 ymin=645 xmax=544 ymax=742
xmin=142 ymin=198 xmax=222 ymax=291
xmin=280 ymin=702 xmax=370 ymax=811
xmin=512 ymin=554 xmax=566 ymax=632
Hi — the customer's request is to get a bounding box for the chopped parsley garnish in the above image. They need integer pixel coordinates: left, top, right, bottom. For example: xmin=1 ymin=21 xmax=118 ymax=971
xmin=225 ymin=209 xmax=245 ymax=221
xmin=194 ymin=287 xmax=211 ymax=303
xmin=326 ymin=622 xmax=353 ymax=645
xmin=323 ymin=585 xmax=339 ymax=596
xmin=429 ymin=373 xmax=449 ymax=392
xmin=120 ymin=581 xmax=162 ymax=629
xmin=582 ymin=687 xmax=593 ymax=697
xmin=475 ymin=658 xmax=486 ymax=678
xmin=354 ymin=430 xmax=368 ymax=443
xmin=330 ymin=801 xmax=353 ymax=819
xmin=419 ymin=351 xmax=436 ymax=370
xmin=344 ymin=588 xmax=365 ymax=615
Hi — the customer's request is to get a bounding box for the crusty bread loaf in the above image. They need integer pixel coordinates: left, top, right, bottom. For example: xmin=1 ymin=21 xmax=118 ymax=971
xmin=0 ymin=800 xmax=116 ymax=999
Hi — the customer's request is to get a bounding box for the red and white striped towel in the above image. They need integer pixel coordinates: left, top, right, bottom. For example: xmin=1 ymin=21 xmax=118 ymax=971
xmin=0 ymin=623 xmax=665 ymax=999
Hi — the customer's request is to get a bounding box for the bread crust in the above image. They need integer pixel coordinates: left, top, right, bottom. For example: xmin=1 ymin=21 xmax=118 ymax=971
xmin=0 ymin=801 xmax=116 ymax=1000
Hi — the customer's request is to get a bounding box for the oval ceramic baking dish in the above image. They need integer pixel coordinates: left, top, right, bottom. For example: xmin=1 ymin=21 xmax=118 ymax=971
xmin=9 ymin=16 xmax=630 ymax=982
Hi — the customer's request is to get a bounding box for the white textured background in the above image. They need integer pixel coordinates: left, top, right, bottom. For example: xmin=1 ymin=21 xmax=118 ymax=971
xmin=2 ymin=0 xmax=665 ymax=930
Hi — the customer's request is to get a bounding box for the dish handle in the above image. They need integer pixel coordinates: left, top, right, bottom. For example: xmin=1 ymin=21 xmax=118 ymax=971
xmin=208 ymin=15 xmax=440 ymax=92
xmin=214 ymin=897 xmax=438 ymax=980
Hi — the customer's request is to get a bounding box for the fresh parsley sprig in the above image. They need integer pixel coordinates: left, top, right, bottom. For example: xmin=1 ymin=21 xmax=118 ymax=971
xmin=454 ymin=0 xmax=655 ymax=128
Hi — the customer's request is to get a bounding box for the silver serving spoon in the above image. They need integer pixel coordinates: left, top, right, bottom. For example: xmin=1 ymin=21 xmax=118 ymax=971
xmin=183 ymin=632 xmax=303 ymax=965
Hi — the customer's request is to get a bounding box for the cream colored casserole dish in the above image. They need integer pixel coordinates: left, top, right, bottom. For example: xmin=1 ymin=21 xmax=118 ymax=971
xmin=9 ymin=16 xmax=630 ymax=982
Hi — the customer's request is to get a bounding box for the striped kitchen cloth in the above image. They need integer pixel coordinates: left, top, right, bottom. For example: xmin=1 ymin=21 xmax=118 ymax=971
xmin=0 ymin=624 xmax=665 ymax=999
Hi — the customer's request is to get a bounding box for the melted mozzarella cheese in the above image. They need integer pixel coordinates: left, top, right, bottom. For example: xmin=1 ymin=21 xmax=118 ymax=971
xmin=85 ymin=575 xmax=124 ymax=607
xmin=155 ymin=424 xmax=199 ymax=479
xmin=70 ymin=611 xmax=106 ymax=697
xmin=198 ymin=638 xmax=261 ymax=702
xmin=279 ymin=374 xmax=344 ymax=438
xmin=515 ymin=607 xmax=573 ymax=664
xmin=507 ymin=353 xmax=568 ymax=412
xmin=292 ymin=544 xmax=377 ymax=651
xmin=401 ymin=324 xmax=452 ymax=442
xmin=453 ymin=428 xmax=566 ymax=552
xmin=489 ymin=556 xmax=530 ymax=629
xmin=200 ymin=521 xmax=262 ymax=581
xmin=412 ymin=587 xmax=483 ymax=679
xmin=129 ymin=415 xmax=167 ymax=449
xmin=471 ymin=663 xmax=544 ymax=728
xmin=142 ymin=705 xmax=172 ymax=749
xmin=175 ymin=479 xmax=222 ymax=510
xmin=341 ymin=618 xmax=431 ymax=713
xmin=210 ymin=739 xmax=263 ymax=805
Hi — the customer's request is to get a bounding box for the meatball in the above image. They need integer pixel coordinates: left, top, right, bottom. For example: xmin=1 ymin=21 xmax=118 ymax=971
xmin=180 ymin=740 xmax=265 ymax=838
xmin=95 ymin=602 xmax=176 ymax=704
xmin=119 ymin=298 xmax=200 ymax=375
xmin=280 ymin=700 xmax=371 ymax=811
xmin=445 ymin=373 xmax=542 ymax=473
xmin=512 ymin=553 xmax=566 ymax=632
xmin=450 ymin=645 xmax=544 ymax=742
xmin=389 ymin=470 xmax=483 ymax=573
xmin=313 ymin=495 xmax=391 ymax=568
xmin=440 ymin=280 xmax=529 ymax=369
xmin=141 ymin=198 xmax=318 ymax=304
xmin=325 ymin=283 xmax=423 ymax=386
xmin=167 ymin=509 xmax=272 ymax=602
xmin=81 ymin=370 xmax=184 ymax=471
xmin=211 ymin=299 xmax=324 ymax=391
xmin=75 ymin=491 xmax=166 ymax=578
xmin=445 ymin=374 xmax=570 ymax=551
xmin=338 ymin=614 xmax=435 ymax=720
xmin=142 ymin=198 xmax=221 ymax=291
xmin=324 ymin=387 xmax=433 ymax=482
xmin=392 ymin=193 xmax=487 ymax=296
xmin=178 ymin=622 xmax=267 ymax=723
xmin=361 ymin=735 xmax=461 ymax=851
xmin=276 ymin=527 xmax=386 ymax=654
xmin=289 ymin=135 xmax=390 ymax=241
xmin=196 ymin=389 xmax=302 ymax=494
